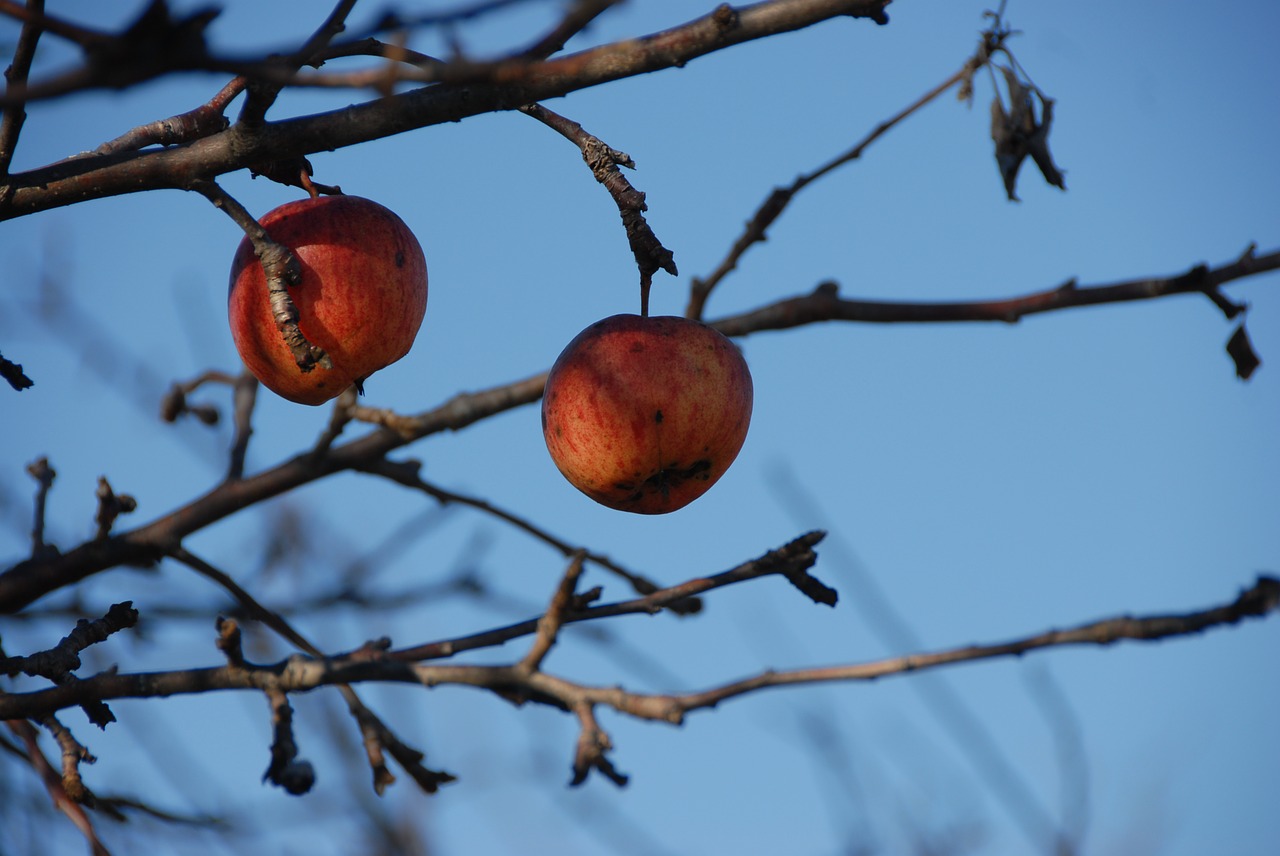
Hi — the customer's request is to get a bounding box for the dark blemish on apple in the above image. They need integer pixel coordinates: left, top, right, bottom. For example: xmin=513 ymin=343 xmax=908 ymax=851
xmin=395 ymin=250 xmax=405 ymax=267
xmin=654 ymin=410 xmax=664 ymax=424
xmin=640 ymin=459 xmax=711 ymax=496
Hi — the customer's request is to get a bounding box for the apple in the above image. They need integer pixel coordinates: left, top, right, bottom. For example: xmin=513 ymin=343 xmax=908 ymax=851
xmin=541 ymin=314 xmax=753 ymax=514
xmin=228 ymin=195 xmax=427 ymax=405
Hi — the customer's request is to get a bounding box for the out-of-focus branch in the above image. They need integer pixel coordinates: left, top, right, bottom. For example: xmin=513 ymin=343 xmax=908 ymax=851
xmin=519 ymin=551 xmax=589 ymax=674
xmin=359 ymin=455 xmax=700 ymax=612
xmin=227 ymin=370 xmax=259 ymax=480
xmin=518 ymin=0 xmax=621 ymax=60
xmin=93 ymin=477 xmax=136 ymax=541
xmin=1 ymin=349 xmax=35 ymax=390
xmin=2 ymin=600 xmax=138 ymax=681
xmin=23 ymin=456 xmax=55 ymax=559
xmin=0 ymin=0 xmax=45 ymax=179
xmin=171 ymin=547 xmax=454 ymax=795
xmin=3 ymin=719 xmax=113 ymax=856
xmin=159 ymin=369 xmax=234 ymax=426
xmin=93 ymin=77 xmax=245 ymax=156
xmin=392 ymin=530 xmax=826 ymax=662
xmin=238 ymin=0 xmax=358 ymax=127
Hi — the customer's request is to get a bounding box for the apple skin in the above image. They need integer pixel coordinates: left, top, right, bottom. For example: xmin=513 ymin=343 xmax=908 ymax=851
xmin=228 ymin=195 xmax=428 ymax=405
xmin=541 ymin=314 xmax=753 ymax=514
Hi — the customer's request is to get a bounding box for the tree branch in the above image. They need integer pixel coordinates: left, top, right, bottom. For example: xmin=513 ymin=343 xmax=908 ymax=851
xmin=711 ymin=245 xmax=1280 ymax=335
xmin=0 ymin=0 xmax=893 ymax=220
xmin=0 ymin=0 xmax=45 ymax=179
xmin=2 ymin=245 xmax=1277 ymax=613
xmin=1 ymin=567 xmax=1273 ymax=780
xmin=686 ymin=27 xmax=995 ymax=319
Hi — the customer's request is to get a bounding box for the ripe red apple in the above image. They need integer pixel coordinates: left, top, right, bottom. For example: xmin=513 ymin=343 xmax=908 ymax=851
xmin=541 ymin=314 xmax=753 ymax=514
xmin=228 ymin=195 xmax=427 ymax=405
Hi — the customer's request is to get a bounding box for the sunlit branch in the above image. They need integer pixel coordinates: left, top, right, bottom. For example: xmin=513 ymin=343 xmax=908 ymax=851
xmin=711 ymin=244 xmax=1280 ymax=335
xmin=0 ymin=0 xmax=893 ymax=220
xmin=1 ymin=570 xmax=1273 ymax=745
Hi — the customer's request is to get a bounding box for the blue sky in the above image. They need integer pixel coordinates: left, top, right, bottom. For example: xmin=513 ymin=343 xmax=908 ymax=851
xmin=2 ymin=2 xmax=1278 ymax=854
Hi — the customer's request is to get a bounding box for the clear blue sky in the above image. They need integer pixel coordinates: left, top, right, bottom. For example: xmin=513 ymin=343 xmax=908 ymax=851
xmin=2 ymin=2 xmax=1278 ymax=854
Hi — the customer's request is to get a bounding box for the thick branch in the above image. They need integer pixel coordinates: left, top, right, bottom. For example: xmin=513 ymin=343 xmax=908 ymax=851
xmin=0 ymin=0 xmax=893 ymax=220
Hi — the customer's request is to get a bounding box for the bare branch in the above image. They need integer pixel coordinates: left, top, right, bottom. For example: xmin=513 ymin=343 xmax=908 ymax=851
xmin=1 ymin=567 xmax=1272 ymax=789
xmin=172 ymin=547 xmax=454 ymax=795
xmin=24 ymin=455 xmax=55 ymax=558
xmin=687 ymin=31 xmax=997 ymax=319
xmin=3 ymin=600 xmax=138 ymax=680
xmin=1 ymin=349 xmax=35 ymax=390
xmin=189 ymin=179 xmax=332 ymax=373
xmin=711 ymin=246 xmax=1280 ymax=334
xmin=159 ymin=369 xmax=234 ymax=426
xmin=520 ymin=102 xmax=677 ymax=315
xmin=0 ymin=0 xmax=45 ymax=178
xmin=262 ymin=685 xmax=315 ymax=795
xmin=4 ymin=719 xmax=113 ymax=856
xmin=93 ymin=77 xmax=245 ymax=156
xmin=359 ymin=455 xmax=699 ymax=612
xmin=93 ymin=477 xmax=136 ymax=541
xmin=227 ymin=370 xmax=259 ymax=481
xmin=519 ymin=551 xmax=589 ymax=674
xmin=0 ymin=0 xmax=894 ymax=220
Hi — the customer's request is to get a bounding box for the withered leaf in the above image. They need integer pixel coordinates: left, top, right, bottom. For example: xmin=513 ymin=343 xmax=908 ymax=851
xmin=1227 ymin=324 xmax=1262 ymax=380
xmin=990 ymin=65 xmax=1066 ymax=200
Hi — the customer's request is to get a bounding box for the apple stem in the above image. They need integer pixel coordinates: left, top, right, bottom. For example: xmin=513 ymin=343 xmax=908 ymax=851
xmin=640 ymin=272 xmax=651 ymax=318
xmin=300 ymin=169 xmax=320 ymax=200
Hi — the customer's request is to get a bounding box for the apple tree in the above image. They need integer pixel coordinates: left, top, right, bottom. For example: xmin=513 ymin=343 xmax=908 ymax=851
xmin=2 ymin=1 xmax=1278 ymax=854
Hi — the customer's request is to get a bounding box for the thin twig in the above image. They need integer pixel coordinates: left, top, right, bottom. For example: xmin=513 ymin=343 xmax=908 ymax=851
xmin=227 ymin=370 xmax=259 ymax=481
xmin=519 ymin=550 xmax=588 ymax=674
xmin=0 ymin=0 xmax=45 ymax=179
xmin=24 ymin=455 xmax=55 ymax=558
xmin=686 ymin=38 xmax=996 ymax=320
xmin=710 ymin=246 xmax=1280 ymax=336
xmin=2 ymin=570 xmax=1274 ymax=770
xmin=359 ymin=456 xmax=699 ymax=612
xmin=521 ymin=102 xmax=676 ymax=315
xmin=170 ymin=547 xmax=454 ymax=795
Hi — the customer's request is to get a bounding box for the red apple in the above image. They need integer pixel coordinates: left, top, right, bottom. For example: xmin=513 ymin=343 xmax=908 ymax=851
xmin=541 ymin=314 xmax=753 ymax=514
xmin=228 ymin=195 xmax=427 ymax=405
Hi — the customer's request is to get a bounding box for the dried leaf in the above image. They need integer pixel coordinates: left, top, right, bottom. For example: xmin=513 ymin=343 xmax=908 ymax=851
xmin=1226 ymin=324 xmax=1261 ymax=380
xmin=989 ymin=65 xmax=1065 ymax=200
